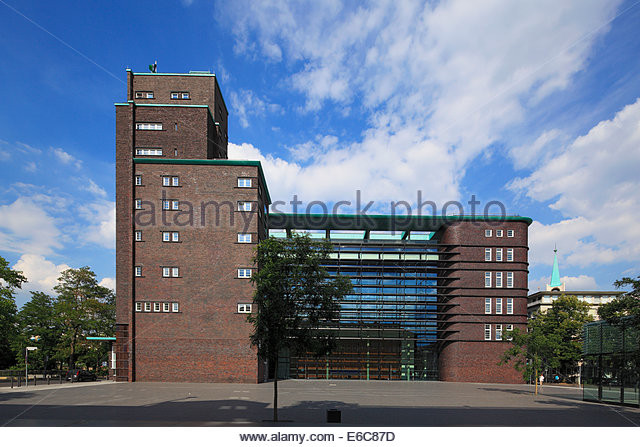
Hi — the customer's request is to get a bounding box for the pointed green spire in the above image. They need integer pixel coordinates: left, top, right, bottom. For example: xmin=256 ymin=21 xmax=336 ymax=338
xmin=550 ymin=247 xmax=562 ymax=288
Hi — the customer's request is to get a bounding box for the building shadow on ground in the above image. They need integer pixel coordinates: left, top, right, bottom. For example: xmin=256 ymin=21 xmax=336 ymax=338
xmin=1 ymin=394 xmax=638 ymax=427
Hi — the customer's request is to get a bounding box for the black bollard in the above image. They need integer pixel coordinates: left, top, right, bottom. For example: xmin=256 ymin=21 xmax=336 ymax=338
xmin=327 ymin=409 xmax=341 ymax=423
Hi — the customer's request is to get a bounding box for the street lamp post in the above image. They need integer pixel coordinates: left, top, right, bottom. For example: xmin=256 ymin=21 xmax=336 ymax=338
xmin=25 ymin=346 xmax=38 ymax=387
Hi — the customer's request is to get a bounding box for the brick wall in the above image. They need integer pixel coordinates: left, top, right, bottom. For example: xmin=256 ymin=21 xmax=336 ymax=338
xmin=438 ymin=221 xmax=529 ymax=383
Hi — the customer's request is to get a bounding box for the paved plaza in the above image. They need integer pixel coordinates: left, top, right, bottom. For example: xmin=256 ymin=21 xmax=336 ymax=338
xmin=1 ymin=379 xmax=639 ymax=427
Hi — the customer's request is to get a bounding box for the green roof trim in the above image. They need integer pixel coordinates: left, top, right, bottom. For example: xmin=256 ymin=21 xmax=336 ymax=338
xmin=132 ymin=72 xmax=216 ymax=77
xmin=133 ymin=158 xmax=271 ymax=204
xmin=268 ymin=213 xmax=532 ymax=232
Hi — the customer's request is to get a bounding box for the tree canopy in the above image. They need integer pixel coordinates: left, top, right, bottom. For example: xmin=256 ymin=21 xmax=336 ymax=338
xmin=501 ymin=295 xmax=593 ymax=381
xmin=249 ymin=234 xmax=352 ymax=421
xmin=53 ymin=266 xmax=115 ymax=369
xmin=0 ymin=256 xmax=26 ymax=369
xmin=598 ymin=275 xmax=640 ymax=328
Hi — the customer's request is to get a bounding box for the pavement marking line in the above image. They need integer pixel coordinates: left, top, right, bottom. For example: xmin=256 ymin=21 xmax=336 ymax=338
xmin=1 ymin=387 xmax=61 ymax=427
xmin=607 ymin=405 xmax=640 ymax=426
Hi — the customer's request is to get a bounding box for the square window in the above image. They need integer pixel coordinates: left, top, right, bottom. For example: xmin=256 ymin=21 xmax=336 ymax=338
xmin=162 ymin=177 xmax=170 ymax=186
xmin=484 ymin=272 xmax=491 ymax=288
xmin=135 ymin=199 xmax=142 ymax=210
xmin=238 ymin=233 xmax=252 ymax=243
xmin=172 ymin=302 xmax=179 ymax=312
xmin=238 ymin=268 xmax=252 ymax=278
xmin=172 ymin=267 xmax=179 ymax=277
xmin=238 ymin=201 xmax=252 ymax=211
xmin=506 ymin=248 xmax=514 ymax=262
xmin=507 ymin=230 xmax=515 ymax=237
xmin=496 ymin=324 xmax=503 ymax=341
xmin=163 ymin=302 xmax=170 ymax=312
xmin=135 ymin=175 xmax=142 ymax=186
xmin=496 ymin=298 xmax=503 ymax=314
xmin=162 ymin=200 xmax=170 ymax=210
xmin=506 ymin=324 xmax=514 ymax=340
xmin=171 ymin=200 xmax=179 ymax=210
xmin=135 ymin=92 xmax=143 ymax=99
xmin=496 ymin=272 xmax=503 ymax=288
xmin=484 ymin=248 xmax=491 ymax=262
xmin=172 ymin=176 xmax=179 ymax=187
xmin=172 ymin=232 xmax=179 ymax=242
xmin=162 ymin=232 xmax=170 ymax=242
xmin=237 ymin=303 xmax=252 ymax=313
xmin=162 ymin=267 xmax=170 ymax=277
xmin=507 ymin=298 xmax=513 ymax=314
xmin=496 ymin=230 xmax=503 ymax=237
xmin=182 ymin=92 xmax=190 ymax=99
xmin=146 ymin=92 xmax=154 ymax=99
xmin=171 ymin=92 xmax=179 ymax=99
xmin=484 ymin=324 xmax=491 ymax=341
xmin=496 ymin=248 xmax=503 ymax=262
xmin=135 ymin=302 xmax=142 ymax=312
xmin=238 ymin=178 xmax=252 ymax=188
xmin=485 ymin=229 xmax=492 ymax=237
xmin=135 ymin=266 xmax=142 ymax=277
xmin=485 ymin=298 xmax=491 ymax=314
xmin=144 ymin=302 xmax=151 ymax=312
xmin=507 ymin=272 xmax=514 ymax=288
xmin=135 ymin=231 xmax=142 ymax=242
xmin=153 ymin=302 xmax=161 ymax=312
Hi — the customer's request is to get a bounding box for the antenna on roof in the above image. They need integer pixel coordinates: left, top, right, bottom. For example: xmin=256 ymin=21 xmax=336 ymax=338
xmin=148 ymin=61 xmax=157 ymax=73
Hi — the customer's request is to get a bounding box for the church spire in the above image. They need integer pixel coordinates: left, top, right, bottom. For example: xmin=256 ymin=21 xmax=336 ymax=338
xmin=547 ymin=245 xmax=565 ymax=291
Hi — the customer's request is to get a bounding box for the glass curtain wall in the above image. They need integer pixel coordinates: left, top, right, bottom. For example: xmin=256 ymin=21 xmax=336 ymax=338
xmin=287 ymin=238 xmax=441 ymax=381
xmin=583 ymin=320 xmax=639 ymax=406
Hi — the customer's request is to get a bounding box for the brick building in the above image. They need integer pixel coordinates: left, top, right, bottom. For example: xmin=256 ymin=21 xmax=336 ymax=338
xmin=115 ymin=70 xmax=531 ymax=384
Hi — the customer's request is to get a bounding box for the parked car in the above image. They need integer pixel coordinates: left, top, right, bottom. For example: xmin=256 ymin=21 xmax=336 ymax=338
xmin=65 ymin=369 xmax=97 ymax=382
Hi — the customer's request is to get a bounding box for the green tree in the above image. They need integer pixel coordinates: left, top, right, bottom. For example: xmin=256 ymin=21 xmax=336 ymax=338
xmin=598 ymin=275 xmax=640 ymax=328
xmin=0 ymin=256 xmax=26 ymax=368
xmin=53 ymin=267 xmax=114 ymax=369
xmin=501 ymin=295 xmax=593 ymax=382
xmin=14 ymin=292 xmax=62 ymax=371
xmin=249 ymin=234 xmax=352 ymax=422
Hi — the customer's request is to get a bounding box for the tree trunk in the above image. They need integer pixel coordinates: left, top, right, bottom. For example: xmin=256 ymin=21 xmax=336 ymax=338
xmin=273 ymin=374 xmax=278 ymax=422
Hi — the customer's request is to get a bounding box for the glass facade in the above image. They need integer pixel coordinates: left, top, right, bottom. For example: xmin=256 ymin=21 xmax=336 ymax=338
xmin=271 ymin=231 xmax=441 ymax=381
xmin=582 ymin=320 xmax=639 ymax=407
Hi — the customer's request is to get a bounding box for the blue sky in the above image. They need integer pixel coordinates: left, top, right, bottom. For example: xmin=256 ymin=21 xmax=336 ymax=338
xmin=1 ymin=0 xmax=640 ymax=308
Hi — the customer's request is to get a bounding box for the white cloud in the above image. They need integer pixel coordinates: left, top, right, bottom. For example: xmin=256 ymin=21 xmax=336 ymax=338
xmin=13 ymin=254 xmax=69 ymax=295
xmin=24 ymin=161 xmax=37 ymax=172
xmin=99 ymin=277 xmax=116 ymax=292
xmin=84 ymin=179 xmax=108 ymax=198
xmin=229 ymin=89 xmax=282 ymax=128
xmin=529 ymin=274 xmax=599 ymax=293
xmin=222 ymin=0 xmax=621 ymax=210
xmin=77 ymin=200 xmax=116 ymax=250
xmin=15 ymin=142 xmax=42 ymax=154
xmin=51 ymin=147 xmax=82 ymax=169
xmin=509 ymin=129 xmax=565 ymax=170
xmin=513 ymin=98 xmax=640 ymax=268
xmin=0 ymin=196 xmax=62 ymax=256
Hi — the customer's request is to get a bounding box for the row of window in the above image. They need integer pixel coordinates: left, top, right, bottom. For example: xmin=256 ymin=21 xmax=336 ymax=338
xmin=134 ymin=266 xmax=253 ymax=278
xmin=484 ymin=324 xmax=514 ymax=341
xmin=484 ymin=298 xmax=514 ymax=314
xmin=135 ymin=301 xmax=253 ymax=314
xmin=134 ymin=176 xmax=252 ymax=189
xmin=484 ymin=271 xmax=514 ymax=288
xmin=484 ymin=248 xmax=514 ymax=262
xmin=135 ymin=301 xmax=180 ymax=312
xmin=135 ymin=199 xmax=256 ymax=212
xmin=484 ymin=229 xmax=515 ymax=238
xmin=134 ymin=91 xmax=190 ymax=100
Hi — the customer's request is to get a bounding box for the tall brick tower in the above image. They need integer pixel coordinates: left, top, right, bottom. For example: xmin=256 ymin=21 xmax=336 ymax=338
xmin=115 ymin=70 xmax=270 ymax=383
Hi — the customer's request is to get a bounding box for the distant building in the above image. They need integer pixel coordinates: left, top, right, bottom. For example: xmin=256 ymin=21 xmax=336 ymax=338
xmin=527 ymin=249 xmax=622 ymax=319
